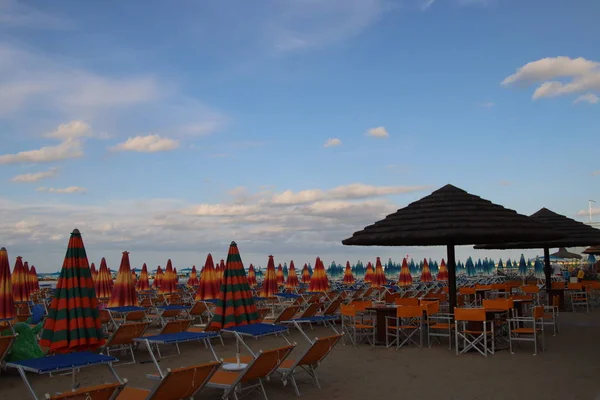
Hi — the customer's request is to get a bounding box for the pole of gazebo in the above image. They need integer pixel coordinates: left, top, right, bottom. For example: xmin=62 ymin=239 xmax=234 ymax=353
xmin=447 ymin=244 xmax=457 ymax=312
xmin=544 ymin=247 xmax=552 ymax=297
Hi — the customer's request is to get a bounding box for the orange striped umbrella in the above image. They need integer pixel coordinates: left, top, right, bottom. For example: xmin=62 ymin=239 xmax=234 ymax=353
xmin=276 ymin=264 xmax=285 ymax=285
xmin=39 ymin=229 xmax=104 ymax=353
xmin=108 ymin=251 xmax=138 ymax=307
xmin=420 ymin=258 xmax=433 ymax=283
xmin=247 ymin=264 xmax=257 ymax=288
xmin=398 ymin=258 xmax=413 ymax=287
xmin=152 ymin=266 xmax=163 ymax=289
xmin=0 ymin=247 xmax=15 ymax=320
xmin=308 ymin=257 xmax=330 ymax=293
xmin=371 ymin=257 xmax=387 ymax=287
xmin=195 ymin=254 xmax=220 ymax=301
xmin=174 ymin=267 xmax=179 ymax=284
xmin=343 ymin=261 xmax=355 ymax=285
xmin=12 ymin=256 xmax=30 ymax=302
xmin=131 ymin=270 xmax=137 ymax=286
xmin=95 ymin=258 xmax=113 ymax=299
xmin=208 ymin=242 xmax=259 ymax=330
xmin=437 ymin=259 xmax=449 ymax=281
xmin=90 ymin=262 xmax=98 ymax=283
xmin=260 ymin=256 xmax=278 ymax=298
xmin=301 ymin=263 xmax=311 ymax=284
xmin=137 ymin=263 xmax=151 ymax=291
xmin=23 ymin=261 xmax=32 ymax=294
xmin=286 ymin=261 xmax=299 ymax=288
xmin=187 ymin=265 xmax=199 ymax=286
xmin=364 ymin=262 xmax=374 ymax=284
xmin=160 ymin=260 xmax=177 ymax=294
xmin=29 ymin=265 xmax=40 ymax=292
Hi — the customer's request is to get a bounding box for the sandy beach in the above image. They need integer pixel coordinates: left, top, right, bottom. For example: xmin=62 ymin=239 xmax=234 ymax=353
xmin=2 ymin=310 xmax=599 ymax=400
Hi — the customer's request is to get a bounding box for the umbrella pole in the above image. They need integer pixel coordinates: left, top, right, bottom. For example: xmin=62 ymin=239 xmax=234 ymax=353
xmin=446 ymin=244 xmax=457 ymax=313
xmin=544 ymin=247 xmax=552 ymax=296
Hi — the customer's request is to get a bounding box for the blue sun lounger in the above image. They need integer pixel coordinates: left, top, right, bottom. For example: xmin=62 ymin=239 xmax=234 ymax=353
xmin=6 ymin=352 xmax=122 ymax=400
xmin=134 ymin=331 xmax=219 ymax=378
xmin=221 ymin=323 xmax=290 ymax=357
xmin=282 ymin=316 xmax=340 ymax=343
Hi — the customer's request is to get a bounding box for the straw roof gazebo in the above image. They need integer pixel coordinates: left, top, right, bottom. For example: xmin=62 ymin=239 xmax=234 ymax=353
xmin=583 ymin=245 xmax=600 ymax=255
xmin=550 ymin=247 xmax=582 ymax=260
xmin=343 ymin=184 xmax=562 ymax=309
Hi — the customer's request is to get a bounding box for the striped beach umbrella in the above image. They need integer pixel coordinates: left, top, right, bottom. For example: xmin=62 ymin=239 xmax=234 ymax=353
xmin=343 ymin=261 xmax=355 ymax=285
xmin=39 ymin=229 xmax=104 ymax=353
xmin=208 ymin=242 xmax=259 ymax=330
xmin=420 ymin=258 xmax=433 ymax=283
xmin=216 ymin=259 xmax=225 ymax=286
xmin=153 ymin=266 xmax=163 ymax=289
xmin=23 ymin=261 xmax=32 ymax=294
xmin=95 ymin=258 xmax=113 ymax=299
xmin=260 ymin=256 xmax=278 ymax=298
xmin=398 ymin=258 xmax=413 ymax=287
xmin=137 ymin=263 xmax=151 ymax=291
xmin=187 ymin=265 xmax=199 ymax=286
xmin=108 ymin=251 xmax=138 ymax=307
xmin=437 ymin=259 xmax=449 ymax=281
xmin=195 ymin=254 xmax=220 ymax=301
xmin=364 ymin=262 xmax=374 ymax=284
xmin=371 ymin=257 xmax=387 ymax=286
xmin=160 ymin=260 xmax=177 ymax=294
xmin=0 ymin=247 xmax=15 ymax=320
xmin=247 ymin=264 xmax=257 ymax=288
xmin=174 ymin=267 xmax=179 ymax=284
xmin=90 ymin=262 xmax=98 ymax=283
xmin=12 ymin=256 xmax=30 ymax=302
xmin=276 ymin=264 xmax=285 ymax=285
xmin=301 ymin=263 xmax=311 ymax=284
xmin=29 ymin=265 xmax=40 ymax=293
xmin=286 ymin=261 xmax=299 ymax=289
xmin=308 ymin=257 xmax=330 ymax=293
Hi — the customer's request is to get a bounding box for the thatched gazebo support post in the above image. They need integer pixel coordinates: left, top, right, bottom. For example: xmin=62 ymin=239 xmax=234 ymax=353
xmin=447 ymin=244 xmax=457 ymax=311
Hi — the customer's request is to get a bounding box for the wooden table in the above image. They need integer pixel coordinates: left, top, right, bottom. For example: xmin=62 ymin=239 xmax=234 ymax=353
xmin=366 ymin=305 xmax=397 ymax=345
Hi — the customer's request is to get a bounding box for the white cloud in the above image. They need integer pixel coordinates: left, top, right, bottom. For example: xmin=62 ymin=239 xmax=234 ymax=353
xmin=576 ymin=207 xmax=600 ymax=217
xmin=324 ymin=138 xmax=342 ymax=147
xmin=421 ymin=0 xmax=435 ymax=11
xmin=110 ymin=134 xmax=179 ymax=153
xmin=366 ymin=126 xmax=389 ymax=138
xmin=0 ymin=138 xmax=83 ymax=164
xmin=502 ymin=57 xmax=600 ymax=101
xmin=11 ymin=167 xmax=58 ymax=183
xmin=574 ymin=93 xmax=599 ymax=104
xmin=45 ymin=120 xmax=92 ymax=140
xmin=0 ymin=0 xmax=72 ymax=29
xmin=36 ymin=186 xmax=86 ymax=194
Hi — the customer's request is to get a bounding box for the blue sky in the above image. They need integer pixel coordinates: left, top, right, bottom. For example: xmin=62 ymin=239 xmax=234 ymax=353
xmin=1 ymin=0 xmax=599 ymax=272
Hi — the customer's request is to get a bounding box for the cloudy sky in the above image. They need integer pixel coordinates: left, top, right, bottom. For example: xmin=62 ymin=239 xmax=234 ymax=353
xmin=1 ymin=0 xmax=599 ymax=272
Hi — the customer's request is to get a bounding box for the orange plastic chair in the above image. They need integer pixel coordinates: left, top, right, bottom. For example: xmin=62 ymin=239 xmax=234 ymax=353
xmin=454 ymin=308 xmax=493 ymax=357
xmin=386 ymin=305 xmax=423 ymax=350
xmin=395 ymin=298 xmax=419 ymax=307
xmin=508 ymin=306 xmax=545 ymax=355
xmin=340 ymin=305 xmax=374 ymax=346
xmin=47 ymin=382 xmax=127 ymax=400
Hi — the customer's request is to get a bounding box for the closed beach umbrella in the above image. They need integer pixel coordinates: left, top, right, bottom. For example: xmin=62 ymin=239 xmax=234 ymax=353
xmin=364 ymin=262 xmax=374 ymax=284
xmin=437 ymin=259 xmax=449 ymax=281
xmin=308 ymin=257 xmax=330 ymax=293
xmin=260 ymin=256 xmax=278 ymax=298
xmin=217 ymin=259 xmax=226 ymax=286
xmin=398 ymin=258 xmax=413 ymax=287
xmin=187 ymin=265 xmax=199 ymax=286
xmin=518 ymin=254 xmax=528 ymax=276
xmin=0 ymin=247 xmax=15 ymax=320
xmin=90 ymin=262 xmax=98 ymax=283
xmin=301 ymin=263 xmax=311 ymax=284
xmin=95 ymin=258 xmax=113 ymax=300
xmin=276 ymin=264 xmax=285 ymax=285
xmin=534 ymin=258 xmax=544 ymax=277
xmin=247 ymin=264 xmax=257 ymax=288
xmin=160 ymin=260 xmax=177 ymax=294
xmin=153 ymin=266 xmax=163 ymax=289
xmin=39 ymin=229 xmax=104 ymax=353
xmin=131 ymin=270 xmax=137 ymax=286
xmin=108 ymin=251 xmax=138 ymax=307
xmin=195 ymin=254 xmax=220 ymax=301
xmin=12 ymin=256 xmax=30 ymax=302
xmin=420 ymin=258 xmax=433 ymax=282
xmin=174 ymin=267 xmax=179 ymax=284
xmin=286 ymin=261 xmax=299 ymax=288
xmin=371 ymin=257 xmax=387 ymax=286
xmin=208 ymin=242 xmax=259 ymax=330
xmin=137 ymin=264 xmax=151 ymax=291
xmin=343 ymin=261 xmax=355 ymax=285
xmin=29 ymin=265 xmax=40 ymax=293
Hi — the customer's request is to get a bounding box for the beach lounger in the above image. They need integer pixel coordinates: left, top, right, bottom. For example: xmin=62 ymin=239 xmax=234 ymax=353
xmin=45 ymin=382 xmax=127 ymax=400
xmin=188 ymin=301 xmax=211 ymax=324
xmin=222 ymin=323 xmax=291 ymax=358
xmin=207 ymin=344 xmax=296 ymax=400
xmin=263 ymin=305 xmax=301 ymax=325
xmin=118 ymin=361 xmax=221 ymax=400
xmin=0 ymin=334 xmax=16 ymax=372
xmin=101 ymin=322 xmax=150 ymax=365
xmin=152 ymin=319 xmax=191 ymax=335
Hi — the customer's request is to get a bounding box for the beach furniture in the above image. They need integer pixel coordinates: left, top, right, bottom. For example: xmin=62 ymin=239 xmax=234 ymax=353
xmin=100 ymin=321 xmax=150 ymax=365
xmin=568 ymin=283 xmax=589 ymax=312
xmin=340 ymin=304 xmax=374 ymax=346
xmin=424 ymin=301 xmax=454 ymax=349
xmin=187 ymin=301 xmax=211 ymax=324
xmin=508 ymin=306 xmax=545 ymax=355
xmin=45 ymin=382 xmax=127 ymax=400
xmin=0 ymin=334 xmax=16 ymax=370
xmin=6 ymin=352 xmax=123 ymax=400
xmin=117 ymin=361 xmax=221 ymax=400
xmin=207 ymin=344 xmax=296 ymax=400
xmin=222 ymin=323 xmax=291 ymax=358
xmin=105 ymin=306 xmax=148 ymax=328
xmin=454 ymin=308 xmax=494 ymax=357
xmin=262 ymin=305 xmax=302 ymax=325
xmin=151 ymin=304 xmax=189 ymax=327
xmin=385 ymin=305 xmax=423 ymax=350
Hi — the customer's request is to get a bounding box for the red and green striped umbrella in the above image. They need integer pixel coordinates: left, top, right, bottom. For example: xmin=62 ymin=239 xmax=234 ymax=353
xmin=187 ymin=265 xmax=199 ymax=286
xmin=364 ymin=262 xmax=374 ymax=284
xmin=398 ymin=258 xmax=413 ymax=287
xmin=343 ymin=261 xmax=355 ymax=285
xmin=437 ymin=259 xmax=449 ymax=281
xmin=95 ymin=257 xmax=113 ymax=299
xmin=301 ymin=263 xmax=311 ymax=284
xmin=371 ymin=257 xmax=387 ymax=287
xmin=308 ymin=257 xmax=330 ymax=293
xmin=285 ymin=261 xmax=299 ymax=288
xmin=420 ymin=258 xmax=433 ymax=283
xmin=90 ymin=263 xmax=98 ymax=283
xmin=247 ymin=264 xmax=257 ymax=288
xmin=108 ymin=252 xmax=138 ymax=307
xmin=39 ymin=229 xmax=104 ymax=353
xmin=216 ymin=259 xmax=225 ymax=286
xmin=137 ymin=264 xmax=151 ymax=291
xmin=153 ymin=266 xmax=163 ymax=289
xmin=208 ymin=242 xmax=259 ymax=330
xmin=195 ymin=254 xmax=220 ymax=301
xmin=0 ymin=247 xmax=15 ymax=320
xmin=29 ymin=265 xmax=40 ymax=293
xmin=276 ymin=264 xmax=285 ymax=285
xmin=260 ymin=256 xmax=278 ymax=298
xmin=159 ymin=260 xmax=177 ymax=294
xmin=12 ymin=256 xmax=30 ymax=302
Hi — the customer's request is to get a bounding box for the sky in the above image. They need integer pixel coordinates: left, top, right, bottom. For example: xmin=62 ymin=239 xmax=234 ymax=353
xmin=0 ymin=0 xmax=599 ymax=272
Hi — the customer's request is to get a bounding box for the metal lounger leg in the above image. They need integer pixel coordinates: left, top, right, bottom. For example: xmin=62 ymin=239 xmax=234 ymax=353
xmin=17 ymin=367 xmax=39 ymax=400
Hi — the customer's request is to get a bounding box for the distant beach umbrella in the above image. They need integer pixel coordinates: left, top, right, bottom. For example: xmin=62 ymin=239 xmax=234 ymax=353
xmin=497 ymin=258 xmax=504 ymax=272
xmin=364 ymin=262 xmax=374 ymax=283
xmin=153 ymin=266 xmax=163 ymax=289
xmin=29 ymin=265 xmax=40 ymax=292
xmin=283 ymin=263 xmax=289 ymax=280
xmin=159 ymin=260 xmax=177 ymax=294
xmin=534 ymin=258 xmax=544 ymax=277
xmin=11 ymin=256 xmax=30 ymax=302
xmin=587 ymin=254 xmax=597 ymax=265
xmin=247 ymin=264 xmax=257 ymax=288
xmin=260 ymin=256 xmax=278 ymax=298
xmin=371 ymin=257 xmax=387 ymax=286
xmin=90 ymin=262 xmax=98 ymax=282
xmin=465 ymin=257 xmax=476 ymax=277
xmin=420 ymin=258 xmax=433 ymax=283
xmin=0 ymin=247 xmax=15 ymax=320
xmin=187 ymin=265 xmax=199 ymax=286
xmin=276 ymin=264 xmax=285 ymax=285
xmin=174 ymin=267 xmax=179 ymax=284
xmin=286 ymin=261 xmax=299 ymax=289
xmin=195 ymin=254 xmax=220 ymax=301
xmin=95 ymin=258 xmax=113 ymax=299
xmin=137 ymin=264 xmax=150 ymax=291
xmin=308 ymin=257 xmax=330 ymax=293
xmin=518 ymin=254 xmax=528 ymax=276
xmin=343 ymin=261 xmax=355 ymax=285
xmin=437 ymin=259 xmax=449 ymax=281
xmin=301 ymin=263 xmax=311 ymax=284
xmin=398 ymin=258 xmax=413 ymax=287
xmin=108 ymin=251 xmax=138 ymax=307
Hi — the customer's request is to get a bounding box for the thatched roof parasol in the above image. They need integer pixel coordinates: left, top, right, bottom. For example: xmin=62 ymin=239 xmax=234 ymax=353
xmin=583 ymin=245 xmax=600 ymax=255
xmin=550 ymin=247 xmax=582 ymax=260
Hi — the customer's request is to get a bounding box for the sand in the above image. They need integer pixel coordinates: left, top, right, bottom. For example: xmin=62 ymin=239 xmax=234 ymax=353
xmin=1 ymin=310 xmax=599 ymax=400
